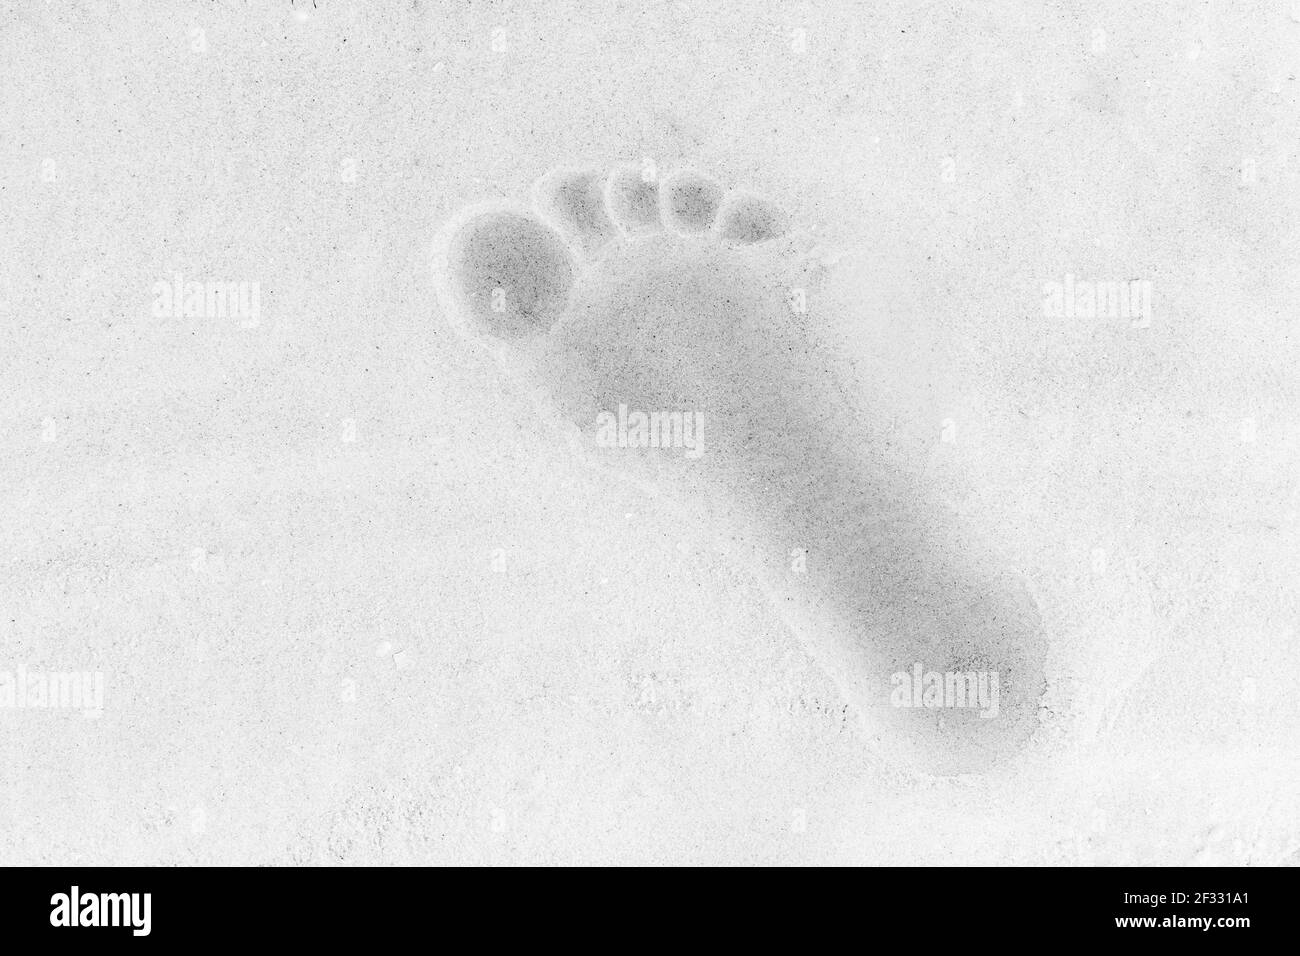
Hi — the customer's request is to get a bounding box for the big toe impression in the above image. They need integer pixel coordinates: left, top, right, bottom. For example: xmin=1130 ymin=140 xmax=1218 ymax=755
xmin=434 ymin=206 xmax=576 ymax=342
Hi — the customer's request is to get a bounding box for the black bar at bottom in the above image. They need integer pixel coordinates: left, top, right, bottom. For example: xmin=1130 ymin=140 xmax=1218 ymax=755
xmin=0 ymin=866 xmax=1284 ymax=944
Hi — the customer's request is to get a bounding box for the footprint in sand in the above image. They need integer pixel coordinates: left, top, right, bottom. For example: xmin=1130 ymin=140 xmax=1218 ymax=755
xmin=431 ymin=162 xmax=1050 ymax=774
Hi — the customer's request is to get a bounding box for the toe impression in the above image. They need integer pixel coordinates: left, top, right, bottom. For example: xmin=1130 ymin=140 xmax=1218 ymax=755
xmin=432 ymin=204 xmax=576 ymax=342
xmin=716 ymin=192 xmax=790 ymax=245
xmin=605 ymin=163 xmax=664 ymax=237
xmin=662 ymin=169 xmax=723 ymax=234
xmin=532 ymin=168 xmax=620 ymax=256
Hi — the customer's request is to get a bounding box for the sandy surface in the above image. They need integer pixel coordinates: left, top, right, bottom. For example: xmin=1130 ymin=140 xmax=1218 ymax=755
xmin=1 ymin=0 xmax=1297 ymax=865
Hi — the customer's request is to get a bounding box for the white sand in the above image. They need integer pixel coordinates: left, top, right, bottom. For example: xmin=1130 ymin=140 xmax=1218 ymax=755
xmin=0 ymin=0 xmax=1296 ymax=865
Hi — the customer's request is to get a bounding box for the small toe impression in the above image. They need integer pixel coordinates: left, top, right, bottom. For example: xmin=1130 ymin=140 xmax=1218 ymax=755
xmin=434 ymin=206 xmax=576 ymax=341
xmin=605 ymin=164 xmax=663 ymax=236
xmin=662 ymin=169 xmax=723 ymax=234
xmin=532 ymin=168 xmax=620 ymax=256
xmin=716 ymin=192 xmax=790 ymax=245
